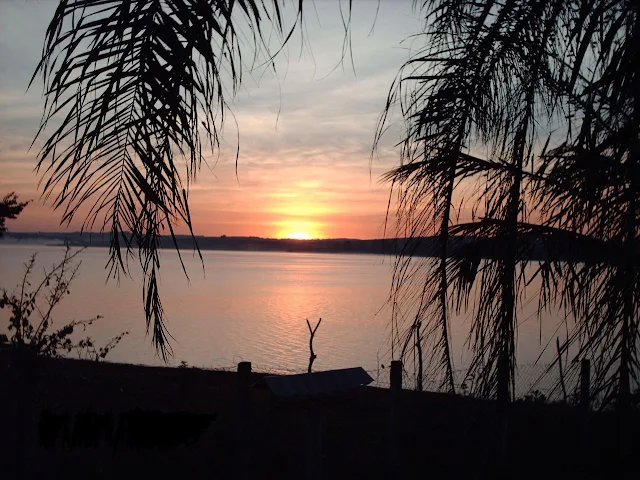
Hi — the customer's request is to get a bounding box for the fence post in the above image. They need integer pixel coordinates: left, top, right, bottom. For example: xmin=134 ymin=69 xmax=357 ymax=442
xmin=580 ymin=359 xmax=590 ymax=411
xmin=238 ymin=361 xmax=251 ymax=389
xmin=390 ymin=361 xmax=402 ymax=393
xmin=236 ymin=362 xmax=251 ymax=480
xmin=388 ymin=361 xmax=402 ymax=480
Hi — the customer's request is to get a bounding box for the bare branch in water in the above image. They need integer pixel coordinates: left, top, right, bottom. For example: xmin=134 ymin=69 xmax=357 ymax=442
xmin=307 ymin=318 xmax=322 ymax=373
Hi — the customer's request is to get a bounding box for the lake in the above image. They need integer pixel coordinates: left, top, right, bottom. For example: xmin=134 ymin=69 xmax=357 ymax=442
xmin=0 ymin=244 xmax=567 ymax=393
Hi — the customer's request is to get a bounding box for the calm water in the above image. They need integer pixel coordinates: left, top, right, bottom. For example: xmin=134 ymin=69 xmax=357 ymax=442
xmin=0 ymin=244 xmax=565 ymax=389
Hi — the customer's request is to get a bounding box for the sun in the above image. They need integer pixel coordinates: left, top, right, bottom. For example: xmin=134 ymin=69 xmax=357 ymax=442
xmin=285 ymin=231 xmax=312 ymax=240
xmin=274 ymin=219 xmax=323 ymax=240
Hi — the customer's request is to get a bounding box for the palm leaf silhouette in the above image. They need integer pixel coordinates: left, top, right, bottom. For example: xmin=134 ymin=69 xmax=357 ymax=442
xmin=378 ymin=0 xmax=639 ymax=409
xmin=31 ymin=0 xmax=305 ymax=359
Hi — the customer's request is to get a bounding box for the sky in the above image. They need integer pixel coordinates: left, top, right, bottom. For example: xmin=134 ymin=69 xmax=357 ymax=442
xmin=0 ymin=0 xmax=423 ymax=240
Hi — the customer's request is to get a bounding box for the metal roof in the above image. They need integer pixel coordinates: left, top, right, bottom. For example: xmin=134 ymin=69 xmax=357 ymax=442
xmin=263 ymin=367 xmax=374 ymax=398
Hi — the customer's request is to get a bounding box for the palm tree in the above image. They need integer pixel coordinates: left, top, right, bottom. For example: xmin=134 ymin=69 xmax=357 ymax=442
xmin=378 ymin=0 xmax=639 ymax=411
xmin=534 ymin=0 xmax=640 ymax=409
xmin=378 ymin=0 xmax=562 ymax=400
xmin=31 ymin=0 xmax=310 ymax=359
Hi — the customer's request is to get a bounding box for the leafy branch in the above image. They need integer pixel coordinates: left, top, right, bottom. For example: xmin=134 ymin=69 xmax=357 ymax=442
xmin=0 ymin=245 xmax=127 ymax=361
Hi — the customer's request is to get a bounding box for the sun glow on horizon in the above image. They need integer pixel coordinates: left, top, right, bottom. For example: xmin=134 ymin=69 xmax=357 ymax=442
xmin=282 ymin=231 xmax=313 ymax=240
xmin=274 ymin=219 xmax=324 ymax=240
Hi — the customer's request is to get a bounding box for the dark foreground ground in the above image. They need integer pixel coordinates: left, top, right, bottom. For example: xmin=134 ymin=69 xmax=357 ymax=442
xmin=1 ymin=352 xmax=638 ymax=480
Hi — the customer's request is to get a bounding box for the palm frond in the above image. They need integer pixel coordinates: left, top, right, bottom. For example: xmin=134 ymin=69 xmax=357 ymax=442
xmin=31 ymin=0 xmax=305 ymax=357
xmin=377 ymin=0 xmax=569 ymax=399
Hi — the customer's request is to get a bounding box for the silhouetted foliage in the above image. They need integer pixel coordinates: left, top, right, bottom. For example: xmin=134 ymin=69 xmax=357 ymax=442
xmin=0 ymin=245 xmax=128 ymax=361
xmin=376 ymin=0 xmax=639 ymax=410
xmin=0 ymin=192 xmax=29 ymax=236
xmin=518 ymin=390 xmax=548 ymax=405
xmin=31 ymin=0 xmax=324 ymax=359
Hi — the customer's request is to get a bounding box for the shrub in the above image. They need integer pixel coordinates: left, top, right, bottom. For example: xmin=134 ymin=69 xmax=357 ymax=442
xmin=519 ymin=390 xmax=548 ymax=404
xmin=0 ymin=245 xmax=127 ymax=361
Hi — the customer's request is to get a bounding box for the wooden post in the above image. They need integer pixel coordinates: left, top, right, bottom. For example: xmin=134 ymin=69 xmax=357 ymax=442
xmin=236 ymin=362 xmax=251 ymax=480
xmin=580 ymin=359 xmax=590 ymax=411
xmin=238 ymin=361 xmax=252 ymax=389
xmin=390 ymin=361 xmax=402 ymax=392
xmin=388 ymin=361 xmax=402 ymax=480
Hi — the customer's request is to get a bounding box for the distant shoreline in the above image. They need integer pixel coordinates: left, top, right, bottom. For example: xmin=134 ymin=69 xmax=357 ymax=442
xmin=1 ymin=231 xmax=605 ymax=262
xmin=1 ymin=232 xmax=424 ymax=257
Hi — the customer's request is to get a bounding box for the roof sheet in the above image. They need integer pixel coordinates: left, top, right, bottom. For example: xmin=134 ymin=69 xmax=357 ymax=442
xmin=264 ymin=367 xmax=374 ymax=398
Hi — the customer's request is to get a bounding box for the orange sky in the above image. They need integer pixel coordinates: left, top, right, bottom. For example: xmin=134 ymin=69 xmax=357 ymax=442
xmin=0 ymin=2 xmax=425 ymax=240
